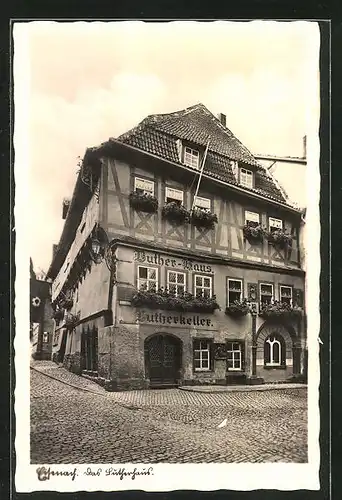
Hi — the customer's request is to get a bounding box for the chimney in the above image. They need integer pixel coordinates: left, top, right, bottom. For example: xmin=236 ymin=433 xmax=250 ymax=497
xmin=302 ymin=135 xmax=307 ymax=159
xmin=217 ymin=113 xmax=226 ymax=127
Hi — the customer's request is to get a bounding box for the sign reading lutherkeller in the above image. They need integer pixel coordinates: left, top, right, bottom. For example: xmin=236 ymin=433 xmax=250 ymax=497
xmin=133 ymin=250 xmax=214 ymax=274
xmin=137 ymin=310 xmax=215 ymax=328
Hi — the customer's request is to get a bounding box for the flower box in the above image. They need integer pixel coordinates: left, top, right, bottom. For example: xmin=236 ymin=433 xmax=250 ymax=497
xmin=53 ymin=309 xmax=64 ymax=322
xmin=162 ymin=202 xmax=190 ymax=225
xmin=62 ymin=298 xmax=74 ymax=311
xmin=129 ymin=191 xmax=158 ymax=213
xmin=191 ymin=208 xmax=218 ymax=229
xmin=267 ymin=229 xmax=292 ymax=248
xmin=65 ymin=312 xmax=80 ymax=328
xmin=243 ymin=224 xmax=265 ymax=244
xmin=259 ymin=301 xmax=303 ymax=319
xmin=225 ymin=300 xmax=250 ymax=317
xmin=131 ymin=288 xmax=220 ymax=313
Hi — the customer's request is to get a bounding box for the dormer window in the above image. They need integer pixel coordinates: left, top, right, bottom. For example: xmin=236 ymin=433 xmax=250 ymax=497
xmin=184 ymin=146 xmax=200 ymax=169
xmin=239 ymin=168 xmax=254 ymax=189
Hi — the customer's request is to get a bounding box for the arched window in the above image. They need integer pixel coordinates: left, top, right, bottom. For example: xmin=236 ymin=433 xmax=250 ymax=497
xmin=264 ymin=334 xmax=285 ymax=367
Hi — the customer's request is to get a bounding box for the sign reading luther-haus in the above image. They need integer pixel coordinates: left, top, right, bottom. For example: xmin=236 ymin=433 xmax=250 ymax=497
xmin=133 ymin=251 xmax=214 ymax=274
xmin=137 ymin=310 xmax=215 ymax=328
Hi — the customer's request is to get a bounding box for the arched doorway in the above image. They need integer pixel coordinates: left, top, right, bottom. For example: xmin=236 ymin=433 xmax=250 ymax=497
xmin=145 ymin=334 xmax=182 ymax=388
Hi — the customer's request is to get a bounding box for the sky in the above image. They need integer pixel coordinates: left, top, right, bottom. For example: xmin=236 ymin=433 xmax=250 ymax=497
xmin=17 ymin=20 xmax=319 ymax=273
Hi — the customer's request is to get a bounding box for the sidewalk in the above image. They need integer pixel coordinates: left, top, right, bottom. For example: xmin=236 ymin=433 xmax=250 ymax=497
xmin=31 ymin=360 xmax=306 ymax=394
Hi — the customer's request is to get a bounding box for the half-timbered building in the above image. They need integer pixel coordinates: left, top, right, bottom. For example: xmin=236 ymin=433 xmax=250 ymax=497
xmin=48 ymin=103 xmax=306 ymax=390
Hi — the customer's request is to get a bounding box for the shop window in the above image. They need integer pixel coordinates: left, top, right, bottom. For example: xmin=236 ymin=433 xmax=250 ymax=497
xmin=184 ymin=146 xmax=200 ymax=169
xmin=245 ymin=210 xmax=260 ymax=227
xmin=280 ymin=285 xmax=293 ymax=306
xmin=240 ymin=168 xmax=254 ymax=189
xmin=167 ymin=270 xmax=186 ymax=296
xmin=269 ymin=217 xmax=283 ymax=232
xmin=194 ymin=196 xmax=211 ymax=210
xmin=227 ymin=341 xmax=244 ymax=371
xmin=227 ymin=279 xmax=243 ymax=305
xmin=193 ymin=339 xmax=212 ymax=371
xmin=194 ymin=275 xmax=212 ymax=298
xmin=165 ymin=187 xmax=184 ymax=205
xmin=137 ymin=266 xmax=158 ymax=291
xmin=264 ymin=334 xmax=285 ymax=367
xmin=134 ymin=177 xmax=155 ymax=195
xmin=260 ymin=283 xmax=274 ymax=306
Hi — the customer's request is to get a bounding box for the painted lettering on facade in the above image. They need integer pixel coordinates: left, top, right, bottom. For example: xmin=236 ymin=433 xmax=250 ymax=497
xmin=137 ymin=311 xmax=214 ymax=327
xmin=133 ymin=251 xmax=213 ymax=274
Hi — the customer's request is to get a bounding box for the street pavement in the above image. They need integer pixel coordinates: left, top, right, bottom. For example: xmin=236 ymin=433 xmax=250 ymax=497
xmin=30 ymin=362 xmax=308 ymax=464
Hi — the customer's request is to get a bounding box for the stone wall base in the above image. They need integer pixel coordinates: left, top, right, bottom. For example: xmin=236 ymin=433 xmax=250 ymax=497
xmin=63 ymin=352 xmax=81 ymax=375
xmin=31 ymin=351 xmax=52 ymax=361
xmin=182 ymin=378 xmax=226 ymax=386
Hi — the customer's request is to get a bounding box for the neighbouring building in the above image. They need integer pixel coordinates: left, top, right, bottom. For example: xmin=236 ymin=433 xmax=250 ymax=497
xmin=30 ymin=258 xmax=54 ymax=360
xmin=47 ymin=103 xmax=306 ymax=390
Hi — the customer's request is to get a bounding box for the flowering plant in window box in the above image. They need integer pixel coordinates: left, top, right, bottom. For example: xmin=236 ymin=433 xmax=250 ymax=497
xmin=259 ymin=301 xmax=303 ymax=319
xmin=267 ymin=229 xmax=292 ymax=248
xmin=162 ymin=202 xmax=190 ymax=224
xmin=225 ymin=299 xmax=250 ymax=317
xmin=131 ymin=287 xmax=220 ymax=313
xmin=243 ymin=223 xmax=266 ymax=243
xmin=61 ymin=298 xmax=73 ymax=311
xmin=65 ymin=312 xmax=80 ymax=328
xmin=191 ymin=208 xmax=218 ymax=229
xmin=53 ymin=308 xmax=64 ymax=322
xmin=129 ymin=191 xmax=158 ymax=213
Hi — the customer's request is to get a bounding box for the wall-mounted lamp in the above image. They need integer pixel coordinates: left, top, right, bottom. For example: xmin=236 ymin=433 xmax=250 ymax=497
xmin=89 ymin=225 xmax=117 ymax=274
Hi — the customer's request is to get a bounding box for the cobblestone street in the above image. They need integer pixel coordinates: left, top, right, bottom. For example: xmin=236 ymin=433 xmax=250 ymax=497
xmin=30 ymin=363 xmax=308 ymax=464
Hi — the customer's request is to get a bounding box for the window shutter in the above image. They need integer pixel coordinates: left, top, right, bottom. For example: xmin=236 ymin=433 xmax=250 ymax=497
xmin=192 ymin=339 xmax=196 ymax=371
xmin=264 ymin=339 xmax=270 ymax=365
xmin=293 ymin=288 xmax=304 ymax=308
xmin=247 ymin=283 xmax=258 ymax=302
xmin=280 ymin=336 xmax=286 ymax=367
xmin=241 ymin=342 xmax=246 ymax=371
xmin=209 ymin=339 xmax=214 ymax=371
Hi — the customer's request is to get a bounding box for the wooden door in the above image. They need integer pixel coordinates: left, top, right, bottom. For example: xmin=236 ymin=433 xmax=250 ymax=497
xmin=146 ymin=335 xmax=181 ymax=387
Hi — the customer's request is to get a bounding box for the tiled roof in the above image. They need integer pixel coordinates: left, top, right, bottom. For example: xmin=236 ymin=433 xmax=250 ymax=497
xmin=117 ymin=103 xmax=287 ymax=203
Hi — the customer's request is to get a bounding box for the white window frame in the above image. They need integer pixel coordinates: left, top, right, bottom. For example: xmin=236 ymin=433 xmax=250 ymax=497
xmin=227 ymin=341 xmax=242 ymax=371
xmin=184 ymin=146 xmax=200 ymax=169
xmin=194 ymin=274 xmax=213 ymax=298
xmin=240 ymin=168 xmax=254 ymax=189
xmin=165 ymin=186 xmax=184 ymax=204
xmin=260 ymin=283 xmax=274 ymax=305
xmin=194 ymin=340 xmax=211 ymax=371
xmin=167 ymin=270 xmax=186 ymax=297
xmin=194 ymin=196 xmax=211 ymax=210
xmin=134 ymin=177 xmax=155 ymax=195
xmin=245 ymin=210 xmax=260 ymax=226
xmin=227 ymin=279 xmax=243 ymax=306
xmin=265 ymin=336 xmax=282 ymax=367
xmin=137 ymin=266 xmax=158 ymax=291
xmin=280 ymin=285 xmax=293 ymax=306
xmin=269 ymin=217 xmax=283 ymax=231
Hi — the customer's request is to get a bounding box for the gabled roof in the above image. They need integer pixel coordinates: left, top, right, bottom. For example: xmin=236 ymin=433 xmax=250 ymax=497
xmin=117 ymin=103 xmax=287 ymax=203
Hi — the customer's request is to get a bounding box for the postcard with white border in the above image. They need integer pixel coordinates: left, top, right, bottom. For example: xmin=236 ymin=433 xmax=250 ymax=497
xmin=14 ymin=19 xmax=322 ymax=492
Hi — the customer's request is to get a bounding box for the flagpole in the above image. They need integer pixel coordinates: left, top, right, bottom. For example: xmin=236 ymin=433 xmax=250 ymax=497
xmin=191 ymin=140 xmax=210 ymax=212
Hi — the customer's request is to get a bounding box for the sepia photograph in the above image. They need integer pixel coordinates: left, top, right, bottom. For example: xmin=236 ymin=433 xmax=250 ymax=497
xmin=14 ymin=20 xmax=321 ymax=492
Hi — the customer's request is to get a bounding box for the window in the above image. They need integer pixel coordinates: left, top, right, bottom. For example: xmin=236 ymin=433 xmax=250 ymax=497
xmin=167 ymin=270 xmax=186 ymax=296
xmin=184 ymin=146 xmax=200 ymax=169
xmin=245 ymin=210 xmax=260 ymax=228
xmin=194 ymin=196 xmax=211 ymax=210
xmin=260 ymin=283 xmax=274 ymax=305
xmin=240 ymin=168 xmax=253 ymax=189
xmin=42 ymin=332 xmax=49 ymax=343
xmin=194 ymin=275 xmax=212 ymax=298
xmin=269 ymin=217 xmax=283 ymax=232
xmin=134 ymin=177 xmax=154 ymax=195
xmin=165 ymin=187 xmax=184 ymax=205
xmin=194 ymin=339 xmax=212 ymax=371
xmin=280 ymin=285 xmax=293 ymax=306
xmin=227 ymin=342 xmax=243 ymax=371
xmin=264 ymin=335 xmax=284 ymax=367
xmin=227 ymin=279 xmax=243 ymax=305
xmin=137 ymin=266 xmax=158 ymax=291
